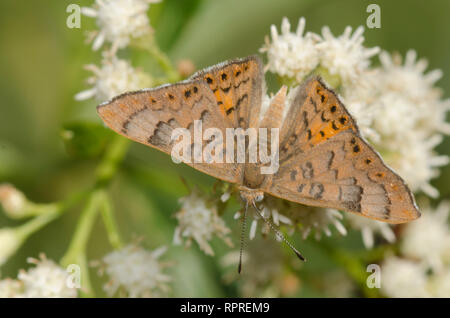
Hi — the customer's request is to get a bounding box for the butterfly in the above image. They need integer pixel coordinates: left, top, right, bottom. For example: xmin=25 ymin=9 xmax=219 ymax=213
xmin=97 ymin=55 xmax=420 ymax=235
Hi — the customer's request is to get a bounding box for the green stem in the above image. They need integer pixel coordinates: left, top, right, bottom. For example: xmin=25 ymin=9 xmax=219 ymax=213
xmin=60 ymin=135 xmax=130 ymax=296
xmin=132 ymin=35 xmax=181 ymax=83
xmin=60 ymin=190 xmax=104 ymax=297
xmin=14 ymin=189 xmax=90 ymax=239
xmin=96 ymin=135 xmax=130 ymax=187
xmin=15 ymin=210 xmax=61 ymax=240
xmin=99 ymin=191 xmax=123 ymax=249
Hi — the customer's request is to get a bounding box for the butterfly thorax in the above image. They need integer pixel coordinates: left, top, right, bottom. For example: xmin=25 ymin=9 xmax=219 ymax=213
xmin=242 ymin=162 xmax=266 ymax=189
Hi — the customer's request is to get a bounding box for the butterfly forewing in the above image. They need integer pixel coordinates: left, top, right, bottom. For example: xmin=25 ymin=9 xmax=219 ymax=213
xmin=190 ymin=55 xmax=263 ymax=129
xmin=97 ymin=79 xmax=242 ymax=184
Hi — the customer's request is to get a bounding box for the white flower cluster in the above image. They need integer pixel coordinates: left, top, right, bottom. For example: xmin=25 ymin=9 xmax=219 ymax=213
xmin=173 ymin=192 xmax=232 ymax=256
xmin=381 ymin=201 xmax=450 ymax=297
xmin=82 ymin=0 xmax=161 ymax=52
xmin=250 ymin=197 xmax=346 ymax=241
xmin=261 ymin=17 xmax=379 ymax=88
xmin=101 ymin=244 xmax=171 ymax=297
xmin=260 ymin=17 xmax=450 ymax=246
xmin=368 ymin=51 xmax=450 ymax=197
xmin=75 ymin=55 xmax=152 ymax=102
xmin=0 ymin=255 xmax=77 ymax=298
xmin=76 ymin=0 xmax=157 ymax=103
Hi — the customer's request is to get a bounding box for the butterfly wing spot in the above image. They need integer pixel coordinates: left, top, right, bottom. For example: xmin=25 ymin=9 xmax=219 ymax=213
xmin=297 ymin=184 xmax=305 ymax=193
xmin=148 ymin=121 xmax=173 ymax=147
xmin=290 ymin=170 xmax=297 ymax=181
xmin=301 ymin=161 xmax=314 ymax=179
xmin=339 ymin=185 xmax=363 ymax=206
xmin=309 ymin=183 xmax=324 ymax=199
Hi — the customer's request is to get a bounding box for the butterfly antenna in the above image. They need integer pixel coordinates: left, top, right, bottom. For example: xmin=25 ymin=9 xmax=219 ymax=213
xmin=238 ymin=201 xmax=249 ymax=274
xmin=252 ymin=202 xmax=306 ymax=262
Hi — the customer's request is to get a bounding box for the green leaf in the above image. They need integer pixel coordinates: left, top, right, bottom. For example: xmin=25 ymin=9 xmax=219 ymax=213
xmin=61 ymin=122 xmax=113 ymax=159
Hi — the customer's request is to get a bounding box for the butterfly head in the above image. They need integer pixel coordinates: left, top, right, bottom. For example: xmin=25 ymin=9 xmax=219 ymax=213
xmin=238 ymin=186 xmax=264 ymax=206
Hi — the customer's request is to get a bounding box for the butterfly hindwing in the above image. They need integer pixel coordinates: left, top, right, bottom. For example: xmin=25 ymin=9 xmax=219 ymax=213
xmin=278 ymin=77 xmax=358 ymax=161
xmin=262 ymin=78 xmax=420 ymax=224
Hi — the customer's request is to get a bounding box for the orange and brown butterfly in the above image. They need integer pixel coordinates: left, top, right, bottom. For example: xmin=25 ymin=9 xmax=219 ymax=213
xmin=97 ymin=55 xmax=420 ymax=230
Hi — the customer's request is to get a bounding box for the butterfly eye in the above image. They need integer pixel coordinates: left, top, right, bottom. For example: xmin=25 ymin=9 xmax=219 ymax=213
xmin=255 ymin=194 xmax=264 ymax=202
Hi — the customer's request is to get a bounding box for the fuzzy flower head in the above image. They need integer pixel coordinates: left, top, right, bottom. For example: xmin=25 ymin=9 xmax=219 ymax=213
xmin=173 ymin=191 xmax=232 ymax=256
xmin=75 ymin=55 xmax=152 ymax=102
xmin=400 ymin=201 xmax=450 ymax=271
xmin=237 ymin=197 xmax=346 ymax=241
xmin=100 ymin=244 xmax=171 ymax=298
xmin=315 ymin=25 xmax=379 ymax=87
xmin=369 ymin=51 xmax=450 ymax=197
xmin=283 ymin=203 xmax=347 ymax=240
xmin=261 ymin=17 xmax=379 ymax=88
xmin=233 ymin=196 xmax=293 ymax=241
xmin=17 ymin=254 xmax=78 ymax=298
xmin=260 ymin=17 xmax=319 ymax=83
xmin=0 ymin=278 xmax=23 ymax=298
xmin=82 ymin=0 xmax=161 ymax=51
xmin=346 ymin=213 xmax=395 ymax=249
xmin=381 ymin=256 xmax=431 ymax=298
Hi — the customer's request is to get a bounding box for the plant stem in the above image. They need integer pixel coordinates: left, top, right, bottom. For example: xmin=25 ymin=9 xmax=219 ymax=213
xmin=133 ymin=35 xmax=181 ymax=83
xmin=99 ymin=191 xmax=123 ymax=249
xmin=60 ymin=190 xmax=104 ymax=297
xmin=96 ymin=135 xmax=130 ymax=187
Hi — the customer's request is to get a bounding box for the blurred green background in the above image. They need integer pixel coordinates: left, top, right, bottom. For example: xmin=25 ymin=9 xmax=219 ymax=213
xmin=0 ymin=0 xmax=449 ymax=297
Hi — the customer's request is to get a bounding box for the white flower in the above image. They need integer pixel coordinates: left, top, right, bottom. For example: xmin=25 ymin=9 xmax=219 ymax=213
xmin=341 ymin=72 xmax=380 ymax=142
xmin=75 ymin=55 xmax=152 ymax=102
xmin=260 ymin=17 xmax=320 ymax=82
xmin=0 ymin=184 xmax=26 ymax=218
xmin=102 ymin=245 xmax=171 ymax=297
xmin=0 ymin=228 xmax=24 ymax=266
xmin=346 ymin=213 xmax=395 ymax=249
xmin=260 ymin=17 xmax=379 ymax=87
xmin=368 ymin=51 xmax=450 ymax=197
xmin=238 ymin=197 xmax=346 ymax=241
xmin=400 ymin=201 xmax=450 ymax=271
xmin=429 ymin=268 xmax=450 ymax=297
xmin=173 ymin=192 xmax=232 ymax=256
xmin=82 ymin=0 xmax=161 ymax=51
xmin=0 ymin=279 xmax=24 ymax=298
xmin=381 ymin=256 xmax=431 ymax=298
xmin=285 ymin=205 xmax=347 ymax=240
xmin=18 ymin=255 xmax=77 ymax=298
xmin=234 ymin=197 xmax=293 ymax=241
xmin=316 ymin=25 xmax=379 ymax=87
